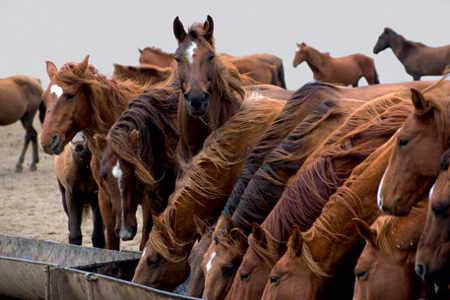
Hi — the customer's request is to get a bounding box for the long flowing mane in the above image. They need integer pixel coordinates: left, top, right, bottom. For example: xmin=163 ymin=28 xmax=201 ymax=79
xmin=54 ymin=62 xmax=147 ymax=135
xmin=248 ymin=95 xmax=412 ymax=265
xmin=108 ymin=88 xmax=179 ymax=188
xmin=147 ymin=95 xmax=285 ymax=262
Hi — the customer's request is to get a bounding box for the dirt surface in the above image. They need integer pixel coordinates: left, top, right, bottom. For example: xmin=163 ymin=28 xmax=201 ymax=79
xmin=0 ymin=118 xmax=142 ymax=250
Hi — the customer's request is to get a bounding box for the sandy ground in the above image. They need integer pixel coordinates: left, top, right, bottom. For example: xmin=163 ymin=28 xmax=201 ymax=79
xmin=0 ymin=118 xmax=142 ymax=251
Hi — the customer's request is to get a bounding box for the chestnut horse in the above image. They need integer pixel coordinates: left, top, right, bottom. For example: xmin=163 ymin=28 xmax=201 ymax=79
xmin=373 ymin=28 xmax=450 ymax=81
xmin=377 ymin=78 xmax=450 ymax=216
xmin=97 ymin=88 xmax=179 ymax=250
xmin=112 ymin=63 xmax=173 ymax=86
xmin=40 ymin=56 xmax=147 ymax=250
xmin=201 ymin=96 xmax=366 ymax=300
xmin=54 ymin=132 xmax=104 ymax=248
xmin=138 ymin=47 xmax=177 ymax=69
xmin=132 ymin=94 xmax=285 ymax=291
xmin=293 ymin=42 xmax=379 ymax=86
xmin=416 ymin=149 xmax=450 ymax=292
xmin=353 ymin=200 xmax=430 ymax=300
xmin=260 ymin=135 xmax=398 ymax=300
xmin=0 ymin=75 xmax=45 ymax=172
xmin=227 ymin=97 xmax=411 ymax=300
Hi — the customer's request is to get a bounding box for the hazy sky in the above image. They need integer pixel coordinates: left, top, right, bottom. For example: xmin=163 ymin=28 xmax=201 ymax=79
xmin=1 ymin=0 xmax=449 ymax=90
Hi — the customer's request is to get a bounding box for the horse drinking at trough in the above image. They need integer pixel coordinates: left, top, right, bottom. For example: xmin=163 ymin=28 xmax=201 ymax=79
xmin=0 ymin=75 xmax=45 ymax=172
xmin=293 ymin=42 xmax=379 ymax=86
xmin=373 ymin=28 xmax=450 ymax=81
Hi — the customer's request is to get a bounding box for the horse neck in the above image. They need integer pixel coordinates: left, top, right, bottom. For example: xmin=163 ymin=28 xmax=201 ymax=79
xmin=388 ymin=32 xmax=412 ymax=60
xmin=304 ymin=47 xmax=326 ymax=71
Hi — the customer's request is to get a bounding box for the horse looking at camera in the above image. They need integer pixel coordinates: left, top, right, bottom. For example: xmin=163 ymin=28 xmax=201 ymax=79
xmin=293 ymin=42 xmax=379 ymax=86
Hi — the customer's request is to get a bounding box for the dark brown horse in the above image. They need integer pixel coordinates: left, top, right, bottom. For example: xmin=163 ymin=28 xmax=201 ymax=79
xmin=97 ymin=88 xmax=179 ymax=250
xmin=54 ymin=132 xmax=104 ymax=248
xmin=293 ymin=42 xmax=379 ymax=86
xmin=353 ymin=200 xmax=429 ymax=300
xmin=416 ymin=149 xmax=450 ymax=292
xmin=132 ymin=94 xmax=285 ymax=291
xmin=0 ymin=75 xmax=45 ymax=172
xmin=112 ymin=63 xmax=173 ymax=86
xmin=40 ymin=56 xmax=146 ymax=250
xmin=373 ymin=28 xmax=450 ymax=80
xmin=228 ymin=97 xmax=412 ymax=300
xmin=377 ymin=79 xmax=450 ymax=216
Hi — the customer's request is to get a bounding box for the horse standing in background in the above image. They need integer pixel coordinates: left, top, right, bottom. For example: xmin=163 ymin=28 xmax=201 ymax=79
xmin=0 ymin=75 xmax=45 ymax=172
xmin=112 ymin=63 xmax=173 ymax=86
xmin=373 ymin=27 xmax=450 ymax=80
xmin=293 ymin=42 xmax=379 ymax=86
xmin=138 ymin=47 xmax=177 ymax=69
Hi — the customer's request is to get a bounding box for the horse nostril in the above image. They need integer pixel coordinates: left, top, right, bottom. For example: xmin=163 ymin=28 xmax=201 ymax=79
xmin=415 ymin=263 xmax=427 ymax=279
xmin=191 ymin=100 xmax=202 ymax=109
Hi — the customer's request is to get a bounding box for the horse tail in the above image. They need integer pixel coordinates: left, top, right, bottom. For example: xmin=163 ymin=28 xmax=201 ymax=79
xmin=277 ymin=62 xmax=287 ymax=89
xmin=373 ymin=68 xmax=380 ymax=84
xmin=39 ymin=101 xmax=46 ymax=124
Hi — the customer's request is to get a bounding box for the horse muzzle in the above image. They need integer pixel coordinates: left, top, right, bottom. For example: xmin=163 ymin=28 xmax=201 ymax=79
xmin=43 ymin=134 xmax=65 ymax=155
xmin=184 ymin=92 xmax=210 ymax=117
xmin=117 ymin=224 xmax=137 ymax=241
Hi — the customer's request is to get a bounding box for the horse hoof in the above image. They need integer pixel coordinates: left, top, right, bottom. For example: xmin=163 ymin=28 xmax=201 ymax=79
xmin=30 ymin=165 xmax=37 ymax=172
xmin=15 ymin=165 xmax=23 ymax=173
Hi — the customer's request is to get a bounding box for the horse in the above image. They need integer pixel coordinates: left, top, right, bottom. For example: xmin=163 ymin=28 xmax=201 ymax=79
xmin=352 ymin=200 xmax=429 ymax=300
xmin=131 ymin=94 xmax=285 ymax=291
xmin=0 ymin=75 xmax=45 ymax=172
xmin=54 ymin=132 xmax=104 ymax=248
xmin=377 ymin=78 xmax=450 ymax=216
xmin=40 ymin=56 xmax=147 ymax=250
xmin=373 ymin=28 xmax=450 ymax=81
xmin=138 ymin=47 xmax=177 ymax=69
xmin=201 ymin=96 xmax=366 ymax=300
xmin=227 ymin=97 xmax=412 ymax=300
xmin=416 ymin=149 xmax=450 ymax=292
xmin=96 ymin=88 xmax=179 ymax=251
xmin=112 ymin=63 xmax=173 ymax=86
xmin=293 ymin=42 xmax=379 ymax=87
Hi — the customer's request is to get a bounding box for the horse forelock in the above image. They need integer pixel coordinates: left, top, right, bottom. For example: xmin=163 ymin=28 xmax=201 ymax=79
xmin=248 ymin=230 xmax=285 ymax=268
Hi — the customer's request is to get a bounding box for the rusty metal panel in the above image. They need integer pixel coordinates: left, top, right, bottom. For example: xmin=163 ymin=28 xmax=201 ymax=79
xmin=49 ymin=267 xmax=201 ymax=300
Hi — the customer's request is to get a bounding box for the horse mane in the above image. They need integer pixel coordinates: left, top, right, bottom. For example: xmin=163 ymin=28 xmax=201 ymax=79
xmin=109 ymin=88 xmax=179 ymax=187
xmin=141 ymin=46 xmax=175 ymax=58
xmin=248 ymin=228 xmax=285 ymax=268
xmin=112 ymin=63 xmax=173 ymax=86
xmin=54 ymin=62 xmax=147 ymax=135
xmin=225 ymin=81 xmax=340 ymax=217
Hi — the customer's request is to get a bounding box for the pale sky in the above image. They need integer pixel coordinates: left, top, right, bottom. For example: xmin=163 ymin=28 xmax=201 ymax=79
xmin=1 ymin=0 xmax=449 ymax=90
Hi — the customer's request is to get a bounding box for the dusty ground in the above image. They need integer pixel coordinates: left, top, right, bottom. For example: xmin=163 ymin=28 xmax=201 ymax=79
xmin=0 ymin=118 xmax=142 ymax=250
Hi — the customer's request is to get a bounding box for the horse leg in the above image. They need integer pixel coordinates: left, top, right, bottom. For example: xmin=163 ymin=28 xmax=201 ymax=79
xmin=90 ymin=191 xmax=106 ymax=248
xmin=66 ymin=189 xmax=83 ymax=245
xmin=16 ymin=112 xmax=39 ymax=172
xmin=139 ymin=197 xmax=153 ymax=251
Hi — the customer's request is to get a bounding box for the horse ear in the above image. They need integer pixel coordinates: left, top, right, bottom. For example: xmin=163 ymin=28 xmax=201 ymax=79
xmin=287 ymin=227 xmax=303 ymax=257
xmin=411 ymin=88 xmax=432 ymax=116
xmin=128 ymin=129 xmax=141 ymax=149
xmin=78 ymin=55 xmax=90 ymax=74
xmin=173 ymin=16 xmax=187 ymax=43
xmin=46 ymin=61 xmax=58 ymax=79
xmin=230 ymin=228 xmax=248 ymax=248
xmin=353 ymin=218 xmax=377 ymax=248
xmin=252 ymin=223 xmax=267 ymax=248
xmin=138 ymin=48 xmax=143 ymax=54
xmin=192 ymin=214 xmax=208 ymax=237
xmin=203 ymin=15 xmax=214 ymax=44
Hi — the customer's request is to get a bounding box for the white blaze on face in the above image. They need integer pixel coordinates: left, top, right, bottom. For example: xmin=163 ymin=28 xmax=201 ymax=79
xmin=112 ymin=160 xmax=126 ymax=232
xmin=206 ymin=251 xmax=216 ymax=275
xmin=50 ymin=84 xmax=63 ymax=98
xmin=377 ymin=170 xmax=387 ymax=211
xmin=186 ymin=42 xmax=197 ymax=65
xmin=429 ymin=182 xmax=436 ymax=200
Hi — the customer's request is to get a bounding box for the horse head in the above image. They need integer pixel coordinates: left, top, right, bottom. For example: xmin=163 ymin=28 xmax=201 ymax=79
xmin=373 ymin=27 xmax=394 ymax=54
xmin=293 ymin=42 xmax=308 ymax=68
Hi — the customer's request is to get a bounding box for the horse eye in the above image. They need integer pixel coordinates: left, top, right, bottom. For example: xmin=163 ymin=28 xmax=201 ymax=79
xmin=398 ymin=139 xmax=409 ymax=147
xmin=432 ymin=202 xmax=450 ymax=217
xmin=270 ymin=276 xmax=280 ymax=283
xmin=208 ymin=54 xmax=215 ymax=61
xmin=240 ymin=272 xmax=249 ymax=281
xmin=355 ymin=270 xmax=368 ymax=280
xmin=222 ymin=265 xmax=235 ymax=276
xmin=66 ymin=94 xmax=75 ymax=101
xmin=174 ymin=56 xmax=181 ymax=63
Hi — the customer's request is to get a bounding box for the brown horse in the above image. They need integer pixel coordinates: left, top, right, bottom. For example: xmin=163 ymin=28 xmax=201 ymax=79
xmin=138 ymin=47 xmax=177 ymax=69
xmin=40 ymin=56 xmax=147 ymax=250
xmin=112 ymin=63 xmax=173 ymax=86
xmin=377 ymin=79 xmax=450 ymax=216
xmin=373 ymin=28 xmax=450 ymax=81
xmin=259 ymin=134 xmax=397 ymax=300
xmin=0 ymin=75 xmax=45 ymax=172
xmin=132 ymin=94 xmax=285 ymax=291
xmin=416 ymin=149 xmax=450 ymax=291
xmin=54 ymin=132 xmax=104 ymax=248
xmin=227 ymin=97 xmax=411 ymax=300
xmin=201 ymin=96 xmax=366 ymax=300
xmin=97 ymin=88 xmax=179 ymax=250
xmin=293 ymin=42 xmax=380 ymax=86
xmin=353 ymin=200 xmax=429 ymax=300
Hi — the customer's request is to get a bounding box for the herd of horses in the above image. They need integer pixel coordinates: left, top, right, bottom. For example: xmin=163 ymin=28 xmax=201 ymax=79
xmin=2 ymin=15 xmax=450 ymax=300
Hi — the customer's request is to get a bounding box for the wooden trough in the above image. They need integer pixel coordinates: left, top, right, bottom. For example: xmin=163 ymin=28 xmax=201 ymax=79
xmin=0 ymin=234 xmax=199 ymax=300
